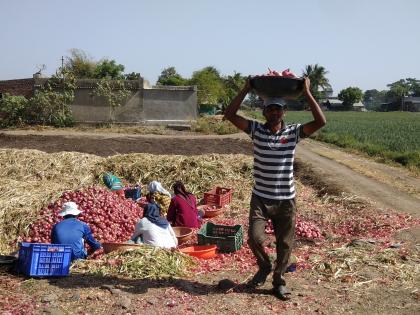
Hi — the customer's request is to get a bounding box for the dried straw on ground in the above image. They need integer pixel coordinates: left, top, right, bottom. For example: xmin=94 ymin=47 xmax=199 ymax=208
xmin=72 ymin=245 xmax=197 ymax=279
xmin=311 ymin=243 xmax=420 ymax=290
xmin=0 ymin=148 xmax=253 ymax=252
xmin=0 ymin=149 xmax=101 ymax=252
xmin=94 ymin=153 xmax=253 ymax=203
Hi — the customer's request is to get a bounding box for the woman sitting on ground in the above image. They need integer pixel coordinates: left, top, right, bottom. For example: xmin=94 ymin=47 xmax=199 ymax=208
xmin=167 ymin=181 xmax=202 ymax=228
xmin=148 ymin=181 xmax=172 ymax=216
xmin=129 ymin=193 xmax=178 ymax=248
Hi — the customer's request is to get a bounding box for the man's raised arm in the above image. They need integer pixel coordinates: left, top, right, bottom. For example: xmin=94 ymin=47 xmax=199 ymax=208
xmin=224 ymin=78 xmax=252 ymax=132
xmin=301 ymin=77 xmax=327 ymax=136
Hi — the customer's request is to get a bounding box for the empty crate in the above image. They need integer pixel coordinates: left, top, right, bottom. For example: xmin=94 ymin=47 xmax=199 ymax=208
xmin=17 ymin=243 xmax=72 ymax=277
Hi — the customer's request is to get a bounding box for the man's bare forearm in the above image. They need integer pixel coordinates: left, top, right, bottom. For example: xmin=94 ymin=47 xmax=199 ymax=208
xmin=302 ymin=78 xmax=326 ymax=135
xmin=223 ymin=80 xmax=252 ymax=131
xmin=304 ymin=89 xmax=326 ymax=126
xmin=224 ymin=85 xmax=250 ymax=120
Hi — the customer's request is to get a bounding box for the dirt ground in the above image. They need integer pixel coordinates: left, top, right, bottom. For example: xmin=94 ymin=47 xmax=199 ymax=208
xmin=1 ymin=129 xmax=419 ymax=315
xmin=0 ymin=130 xmax=252 ymax=156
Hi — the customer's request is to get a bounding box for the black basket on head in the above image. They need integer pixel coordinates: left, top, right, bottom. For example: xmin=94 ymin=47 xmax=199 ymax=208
xmin=197 ymin=222 xmax=243 ymax=253
xmin=250 ymin=76 xmax=304 ymax=100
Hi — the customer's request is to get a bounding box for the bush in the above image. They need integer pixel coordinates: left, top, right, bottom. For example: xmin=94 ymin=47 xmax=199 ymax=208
xmin=0 ymin=94 xmax=29 ymax=127
xmin=0 ymin=69 xmax=76 ymax=128
xmin=192 ymin=116 xmax=238 ymax=135
xmin=26 ymin=69 xmax=76 ymax=127
xmin=27 ymin=90 xmax=74 ymax=127
xmin=387 ymin=151 xmax=420 ymax=168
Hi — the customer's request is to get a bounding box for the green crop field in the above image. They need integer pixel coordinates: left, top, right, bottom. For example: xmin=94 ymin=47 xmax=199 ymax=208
xmin=243 ymin=110 xmax=420 ymax=169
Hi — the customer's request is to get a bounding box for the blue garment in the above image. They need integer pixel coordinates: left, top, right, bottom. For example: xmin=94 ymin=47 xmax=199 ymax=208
xmin=51 ymin=218 xmax=101 ymax=261
xmin=144 ymin=202 xmax=169 ymax=228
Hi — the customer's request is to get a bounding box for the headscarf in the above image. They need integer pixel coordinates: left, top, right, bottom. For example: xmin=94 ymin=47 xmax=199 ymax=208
xmin=172 ymin=181 xmax=195 ymax=208
xmin=173 ymin=181 xmax=191 ymax=199
xmin=148 ymin=181 xmax=171 ymax=196
xmin=143 ymin=202 xmax=169 ymax=228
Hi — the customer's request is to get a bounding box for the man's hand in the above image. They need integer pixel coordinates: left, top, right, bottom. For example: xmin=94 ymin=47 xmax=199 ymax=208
xmin=303 ymin=77 xmax=311 ymax=95
xmin=223 ymin=75 xmax=253 ymax=132
xmin=88 ymin=247 xmax=104 ymax=259
xmin=244 ymin=76 xmax=252 ymax=91
xmin=301 ymin=76 xmax=326 ymax=136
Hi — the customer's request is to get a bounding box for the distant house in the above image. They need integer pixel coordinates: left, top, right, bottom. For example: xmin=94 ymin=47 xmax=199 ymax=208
xmin=323 ymin=98 xmax=343 ymax=111
xmin=403 ymin=96 xmax=420 ymax=112
xmin=322 ymin=97 xmax=366 ymax=111
xmin=352 ymin=101 xmax=366 ymax=112
xmin=380 ymin=96 xmax=420 ymax=112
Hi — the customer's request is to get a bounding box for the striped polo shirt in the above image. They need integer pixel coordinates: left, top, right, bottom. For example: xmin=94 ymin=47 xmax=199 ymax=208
xmin=246 ymin=120 xmax=305 ymax=200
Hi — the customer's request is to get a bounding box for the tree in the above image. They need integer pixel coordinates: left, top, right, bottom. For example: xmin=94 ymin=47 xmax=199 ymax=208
xmin=0 ymin=68 xmax=77 ymax=127
xmin=28 ymin=68 xmax=77 ymax=126
xmin=243 ymin=91 xmax=262 ymax=108
xmin=386 ymin=79 xmax=410 ymax=111
xmin=94 ymin=59 xmax=125 ymax=79
xmin=220 ymin=72 xmax=246 ymax=108
xmin=387 ymin=78 xmax=420 ymax=98
xmin=189 ymin=66 xmax=224 ymax=105
xmin=302 ymin=64 xmax=331 ymax=101
xmin=64 ymin=49 xmax=96 ymax=78
xmin=383 ymin=78 xmax=420 ymax=111
xmin=156 ymin=67 xmax=188 ymax=86
xmin=338 ymin=87 xmax=363 ymax=110
xmin=124 ymin=72 xmax=141 ymax=80
xmin=93 ymin=78 xmax=131 ymax=122
xmin=406 ymin=78 xmax=420 ymax=96
xmin=363 ymin=89 xmax=386 ymax=110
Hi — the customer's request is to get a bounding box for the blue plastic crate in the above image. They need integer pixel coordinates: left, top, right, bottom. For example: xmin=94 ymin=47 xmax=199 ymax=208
xmin=17 ymin=243 xmax=72 ymax=277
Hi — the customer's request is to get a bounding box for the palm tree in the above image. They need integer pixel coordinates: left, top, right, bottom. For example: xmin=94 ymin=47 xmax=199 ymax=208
xmin=302 ymin=64 xmax=332 ymax=101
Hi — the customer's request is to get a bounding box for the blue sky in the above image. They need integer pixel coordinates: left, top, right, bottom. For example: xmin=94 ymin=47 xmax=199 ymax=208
xmin=1 ymin=0 xmax=419 ymax=94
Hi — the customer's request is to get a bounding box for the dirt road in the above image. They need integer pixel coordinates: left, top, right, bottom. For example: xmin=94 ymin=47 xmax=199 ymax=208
xmin=296 ymin=140 xmax=420 ymax=217
xmin=1 ymin=129 xmax=419 ymax=216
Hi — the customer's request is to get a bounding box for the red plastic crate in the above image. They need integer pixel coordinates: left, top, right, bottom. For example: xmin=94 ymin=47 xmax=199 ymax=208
xmin=203 ymin=187 xmax=233 ymax=207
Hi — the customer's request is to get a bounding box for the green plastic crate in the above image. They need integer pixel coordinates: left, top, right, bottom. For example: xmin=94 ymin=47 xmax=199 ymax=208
xmin=197 ymin=222 xmax=243 ymax=253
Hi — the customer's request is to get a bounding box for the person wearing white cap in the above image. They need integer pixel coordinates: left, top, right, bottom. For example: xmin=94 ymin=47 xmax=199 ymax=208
xmin=224 ymin=76 xmax=326 ymax=300
xmin=51 ymin=201 xmax=101 ymax=261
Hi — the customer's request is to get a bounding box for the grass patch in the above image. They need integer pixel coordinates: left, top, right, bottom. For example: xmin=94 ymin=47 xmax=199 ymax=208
xmin=241 ymin=110 xmax=420 ymax=170
xmin=192 ymin=115 xmax=239 ymax=135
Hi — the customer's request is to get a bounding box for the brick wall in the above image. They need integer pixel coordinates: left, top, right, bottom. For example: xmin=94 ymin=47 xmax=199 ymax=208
xmin=0 ymin=79 xmax=34 ymax=98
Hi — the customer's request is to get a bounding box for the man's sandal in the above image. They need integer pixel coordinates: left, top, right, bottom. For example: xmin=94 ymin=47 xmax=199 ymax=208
xmin=246 ymin=268 xmax=271 ymax=288
xmin=272 ymin=285 xmax=291 ymax=300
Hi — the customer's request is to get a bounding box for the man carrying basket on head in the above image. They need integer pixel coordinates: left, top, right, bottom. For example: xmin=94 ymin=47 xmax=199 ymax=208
xmin=224 ymin=74 xmax=326 ymax=300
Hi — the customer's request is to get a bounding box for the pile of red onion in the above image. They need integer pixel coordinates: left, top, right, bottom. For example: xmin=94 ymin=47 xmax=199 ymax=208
xmin=23 ymin=186 xmax=144 ymax=244
xmin=258 ymin=68 xmax=298 ymax=78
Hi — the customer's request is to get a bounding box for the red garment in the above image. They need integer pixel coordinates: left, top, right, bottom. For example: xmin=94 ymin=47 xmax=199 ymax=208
xmin=167 ymin=194 xmax=200 ymax=228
